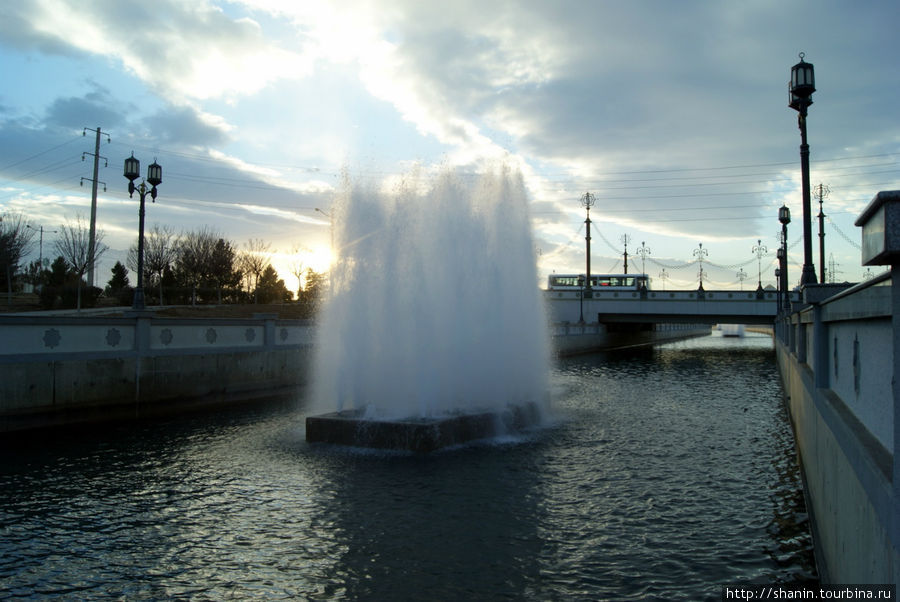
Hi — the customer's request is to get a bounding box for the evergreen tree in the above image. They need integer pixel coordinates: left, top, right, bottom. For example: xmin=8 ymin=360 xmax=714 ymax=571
xmin=106 ymin=261 xmax=132 ymax=306
xmin=299 ymin=267 xmax=326 ymax=316
xmin=210 ymin=238 xmax=240 ymax=303
xmin=39 ymin=256 xmax=71 ymax=309
xmin=255 ymin=265 xmax=292 ymax=304
xmin=107 ymin=261 xmax=130 ymax=290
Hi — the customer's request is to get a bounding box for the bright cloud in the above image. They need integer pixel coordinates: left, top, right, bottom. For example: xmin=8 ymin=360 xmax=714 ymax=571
xmin=0 ymin=0 xmax=898 ymax=288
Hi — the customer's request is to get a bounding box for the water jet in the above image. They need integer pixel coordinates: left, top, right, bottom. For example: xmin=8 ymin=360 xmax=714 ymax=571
xmin=306 ymin=167 xmax=549 ymax=451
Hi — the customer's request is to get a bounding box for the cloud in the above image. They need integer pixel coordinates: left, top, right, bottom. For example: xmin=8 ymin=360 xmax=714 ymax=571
xmin=144 ymin=105 xmax=233 ymax=147
xmin=44 ymin=84 xmax=125 ymax=130
xmin=2 ymin=0 xmax=898 ymax=285
xmin=0 ymin=0 xmax=314 ymax=104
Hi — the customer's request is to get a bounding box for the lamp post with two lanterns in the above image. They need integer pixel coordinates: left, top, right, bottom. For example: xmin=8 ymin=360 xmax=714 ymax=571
xmin=123 ymin=153 xmax=162 ymax=310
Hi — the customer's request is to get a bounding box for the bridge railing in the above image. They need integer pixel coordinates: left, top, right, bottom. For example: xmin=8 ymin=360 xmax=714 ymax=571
xmin=0 ymin=312 xmax=314 ymax=363
xmin=776 ymin=273 xmax=893 ymax=450
xmin=544 ymin=288 xmax=800 ymax=325
xmin=545 ymin=288 xmax=786 ymax=302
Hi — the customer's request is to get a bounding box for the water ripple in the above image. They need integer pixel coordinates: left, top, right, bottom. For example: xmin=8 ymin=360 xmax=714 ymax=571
xmin=0 ymin=334 xmax=815 ymax=599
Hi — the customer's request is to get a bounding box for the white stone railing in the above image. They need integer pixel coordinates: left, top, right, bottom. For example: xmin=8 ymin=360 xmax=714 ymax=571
xmin=0 ymin=312 xmax=314 ymax=361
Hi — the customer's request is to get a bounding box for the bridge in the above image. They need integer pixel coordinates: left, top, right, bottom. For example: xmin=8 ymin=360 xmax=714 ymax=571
xmin=544 ymin=288 xmax=800 ymax=325
xmin=546 ymin=189 xmax=900 ymax=584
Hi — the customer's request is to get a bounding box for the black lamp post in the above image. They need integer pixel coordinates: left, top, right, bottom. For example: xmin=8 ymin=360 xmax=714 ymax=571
xmin=581 ymin=192 xmax=595 ymax=299
xmin=774 ymin=267 xmax=782 ymax=312
xmin=789 ymin=52 xmax=817 ymax=286
xmin=124 ymin=152 xmax=162 ymax=310
xmin=779 ymin=204 xmax=791 ymax=312
xmin=637 ymin=241 xmax=651 ymax=277
xmin=693 ymin=242 xmax=707 ymax=290
xmin=577 ymin=274 xmax=585 ymax=324
xmin=752 ymin=238 xmax=767 ymax=297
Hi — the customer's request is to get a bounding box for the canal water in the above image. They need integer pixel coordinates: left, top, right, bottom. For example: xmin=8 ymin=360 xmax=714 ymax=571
xmin=0 ymin=331 xmax=815 ymax=600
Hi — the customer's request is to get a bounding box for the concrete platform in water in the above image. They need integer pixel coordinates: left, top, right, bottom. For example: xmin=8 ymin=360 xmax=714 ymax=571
xmin=305 ymin=403 xmax=541 ymax=452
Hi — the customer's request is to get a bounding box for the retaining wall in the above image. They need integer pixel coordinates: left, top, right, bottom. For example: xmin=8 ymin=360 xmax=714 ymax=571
xmin=551 ymin=322 xmax=710 ymax=355
xmin=0 ymin=311 xmax=314 ymax=432
xmin=775 ymin=274 xmax=899 ymax=583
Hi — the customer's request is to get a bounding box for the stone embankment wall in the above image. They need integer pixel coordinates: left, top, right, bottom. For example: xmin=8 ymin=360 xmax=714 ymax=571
xmin=0 ymin=312 xmax=314 ymax=432
xmin=551 ymin=322 xmax=710 ymax=356
xmin=774 ymin=190 xmax=900 ymax=583
xmin=776 ymin=275 xmax=898 ymax=583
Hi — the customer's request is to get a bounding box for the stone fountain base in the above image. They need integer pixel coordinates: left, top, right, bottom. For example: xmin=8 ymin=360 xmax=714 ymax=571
xmin=305 ymin=403 xmax=542 ymax=453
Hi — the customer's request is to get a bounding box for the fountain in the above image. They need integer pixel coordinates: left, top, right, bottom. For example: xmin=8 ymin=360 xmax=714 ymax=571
xmin=305 ymin=166 xmax=550 ymax=451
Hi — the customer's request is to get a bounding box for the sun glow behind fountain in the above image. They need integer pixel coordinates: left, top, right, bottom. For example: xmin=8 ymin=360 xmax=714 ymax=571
xmin=306 ymin=166 xmax=550 ymax=451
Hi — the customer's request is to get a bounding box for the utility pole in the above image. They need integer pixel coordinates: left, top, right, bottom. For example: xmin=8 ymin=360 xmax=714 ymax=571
xmin=815 ymin=183 xmax=829 ymax=284
xmin=828 ymin=253 xmax=841 ymax=284
xmin=81 ymin=127 xmax=110 ymax=288
xmin=26 ymin=224 xmax=57 ymax=269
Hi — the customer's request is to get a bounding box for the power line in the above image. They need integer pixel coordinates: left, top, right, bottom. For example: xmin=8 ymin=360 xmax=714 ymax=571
xmin=537 ymin=151 xmax=899 ymax=179
xmin=0 ymin=135 xmax=82 ymax=172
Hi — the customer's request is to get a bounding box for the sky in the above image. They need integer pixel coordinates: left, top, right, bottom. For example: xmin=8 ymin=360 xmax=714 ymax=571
xmin=1 ymin=0 xmax=899 ymax=294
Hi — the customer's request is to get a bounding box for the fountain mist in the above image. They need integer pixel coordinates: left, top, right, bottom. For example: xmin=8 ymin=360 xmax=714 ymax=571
xmin=311 ymin=166 xmax=549 ymax=422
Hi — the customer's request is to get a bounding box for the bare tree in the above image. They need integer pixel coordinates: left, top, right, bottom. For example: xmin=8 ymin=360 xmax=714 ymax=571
xmin=0 ymin=212 xmax=36 ymax=304
xmin=54 ymin=215 xmax=107 ymax=310
xmin=289 ymin=245 xmax=310 ymax=300
xmin=146 ymin=224 xmax=179 ymax=305
xmin=176 ymin=227 xmax=216 ymax=304
xmin=238 ymin=238 xmax=271 ymax=303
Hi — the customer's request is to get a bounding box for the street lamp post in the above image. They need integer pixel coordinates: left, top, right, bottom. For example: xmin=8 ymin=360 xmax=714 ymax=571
xmin=752 ymin=238 xmax=767 ymax=296
xmin=658 ymin=269 xmax=668 ymax=291
xmin=636 ymin=240 xmax=650 ymax=277
xmin=736 ymin=268 xmax=748 ymax=291
xmin=123 ymin=152 xmax=162 ymax=310
xmin=774 ymin=267 xmax=782 ymax=312
xmin=779 ymin=204 xmax=791 ymax=312
xmin=693 ymin=242 xmax=708 ymax=290
xmin=581 ymin=192 xmax=595 ymax=299
xmin=789 ymin=52 xmax=817 ymax=286
xmin=577 ymin=274 xmax=585 ymax=324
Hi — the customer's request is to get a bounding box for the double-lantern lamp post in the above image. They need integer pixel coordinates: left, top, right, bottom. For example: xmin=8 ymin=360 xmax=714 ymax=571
xmin=789 ymin=52 xmax=817 ymax=286
xmin=123 ymin=153 xmax=162 ymax=310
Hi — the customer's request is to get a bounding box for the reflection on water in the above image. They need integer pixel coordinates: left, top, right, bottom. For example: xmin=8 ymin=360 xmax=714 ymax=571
xmin=0 ymin=332 xmax=815 ymax=600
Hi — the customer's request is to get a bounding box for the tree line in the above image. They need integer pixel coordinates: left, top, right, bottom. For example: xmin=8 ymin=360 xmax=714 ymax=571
xmin=0 ymin=211 xmax=326 ymax=315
